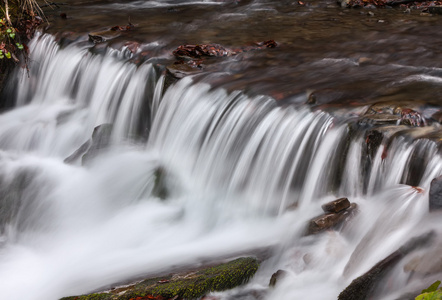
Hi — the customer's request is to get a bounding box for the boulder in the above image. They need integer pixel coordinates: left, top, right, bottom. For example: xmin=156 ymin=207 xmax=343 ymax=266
xmin=306 ymin=203 xmax=358 ymax=235
xmin=322 ymin=198 xmax=350 ymax=213
xmin=60 ymin=257 xmax=259 ymax=300
xmin=429 ymin=176 xmax=442 ymax=212
xmin=338 ymin=231 xmax=435 ymax=300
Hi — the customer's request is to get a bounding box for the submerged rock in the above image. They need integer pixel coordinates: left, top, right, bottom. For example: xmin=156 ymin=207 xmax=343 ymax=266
xmin=429 ymin=175 xmax=442 ymax=212
xmin=60 ymin=257 xmax=259 ymax=300
xmin=152 ymin=166 xmax=170 ymax=200
xmin=338 ymin=231 xmax=436 ymax=300
xmin=269 ymin=269 xmax=288 ymax=287
xmin=64 ymin=124 xmax=113 ymax=165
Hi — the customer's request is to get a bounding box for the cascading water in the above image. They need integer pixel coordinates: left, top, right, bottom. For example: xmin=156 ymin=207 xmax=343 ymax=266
xmin=0 ymin=33 xmax=441 ymax=300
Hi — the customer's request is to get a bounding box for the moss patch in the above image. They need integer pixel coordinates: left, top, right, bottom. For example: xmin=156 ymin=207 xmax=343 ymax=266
xmin=61 ymin=257 xmax=259 ymax=300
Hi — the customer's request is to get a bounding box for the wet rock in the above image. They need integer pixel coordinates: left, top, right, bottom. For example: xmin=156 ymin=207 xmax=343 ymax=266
xmin=338 ymin=231 xmax=435 ymax=300
xmin=428 ymin=6 xmax=442 ymax=14
xmin=88 ymin=30 xmax=121 ymax=44
xmin=404 ymin=244 xmax=442 ymax=275
xmin=63 ymin=140 xmax=91 ymax=164
xmin=64 ymin=124 xmax=113 ymax=165
xmin=82 ymin=124 xmax=113 ymax=165
xmin=88 ymin=23 xmax=134 ymax=44
xmin=359 ymin=113 xmax=401 ymax=126
xmin=365 ymin=129 xmax=384 ymax=159
xmin=60 ymin=257 xmax=259 ymax=300
xmin=363 ymin=103 xmax=427 ymax=127
xmin=269 ymin=270 xmax=288 ymax=287
xmin=152 ymin=167 xmax=169 ymax=200
xmin=337 ymin=0 xmax=351 ymax=7
xmin=322 ymin=197 xmax=350 ymax=213
xmin=306 ymin=203 xmax=358 ymax=235
xmin=429 ymin=175 xmax=442 ymax=212
xmin=173 ymin=44 xmax=229 ymax=59
xmin=431 ymin=111 xmax=442 ymax=123
xmin=167 ymin=62 xmax=203 ymax=79
xmin=172 ymin=40 xmax=277 ymax=60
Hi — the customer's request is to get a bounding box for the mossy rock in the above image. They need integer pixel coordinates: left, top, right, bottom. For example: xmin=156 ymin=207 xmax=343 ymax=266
xmin=61 ymin=257 xmax=259 ymax=300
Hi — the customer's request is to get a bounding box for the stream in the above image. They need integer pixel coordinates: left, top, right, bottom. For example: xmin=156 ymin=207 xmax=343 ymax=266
xmin=1 ymin=0 xmax=442 ymax=299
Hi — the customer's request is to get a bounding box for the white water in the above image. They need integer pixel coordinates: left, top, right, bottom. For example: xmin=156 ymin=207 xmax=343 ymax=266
xmin=0 ymin=34 xmax=441 ymax=300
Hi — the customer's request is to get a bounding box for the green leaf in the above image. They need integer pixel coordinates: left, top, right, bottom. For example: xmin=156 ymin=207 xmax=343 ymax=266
xmin=16 ymin=43 xmax=24 ymax=50
xmin=9 ymin=33 xmax=15 ymax=39
xmin=0 ymin=53 xmax=4 ymax=59
xmin=5 ymin=52 xmax=11 ymax=59
xmin=423 ymin=281 xmax=442 ymax=294
xmin=6 ymin=28 xmax=12 ymax=33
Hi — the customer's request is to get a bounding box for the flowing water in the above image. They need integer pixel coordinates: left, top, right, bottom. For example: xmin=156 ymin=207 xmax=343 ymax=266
xmin=1 ymin=1 xmax=442 ymax=299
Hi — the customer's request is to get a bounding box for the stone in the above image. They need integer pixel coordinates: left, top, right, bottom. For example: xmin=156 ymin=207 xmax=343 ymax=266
xmin=429 ymin=175 xmax=442 ymax=212
xmin=338 ymin=231 xmax=436 ymax=300
xmin=428 ymin=6 xmax=442 ymax=15
xmin=152 ymin=166 xmax=169 ymax=200
xmin=322 ymin=198 xmax=350 ymax=213
xmin=60 ymin=257 xmax=259 ymax=300
xmin=363 ymin=102 xmax=427 ymax=127
xmin=82 ymin=124 xmax=113 ymax=165
xmin=306 ymin=203 xmax=358 ymax=235
xmin=269 ymin=270 xmax=288 ymax=287
xmin=88 ymin=30 xmax=121 ymax=44
xmin=359 ymin=114 xmax=401 ymax=126
xmin=64 ymin=124 xmax=113 ymax=165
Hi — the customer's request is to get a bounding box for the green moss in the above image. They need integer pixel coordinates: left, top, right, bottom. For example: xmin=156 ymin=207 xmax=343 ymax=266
xmin=64 ymin=257 xmax=259 ymax=300
xmin=60 ymin=293 xmax=113 ymax=300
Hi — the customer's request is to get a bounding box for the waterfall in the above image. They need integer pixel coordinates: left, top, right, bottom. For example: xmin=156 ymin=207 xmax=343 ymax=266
xmin=0 ymin=34 xmax=441 ymax=300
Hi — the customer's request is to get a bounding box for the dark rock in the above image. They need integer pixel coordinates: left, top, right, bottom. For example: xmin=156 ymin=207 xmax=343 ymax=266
xmin=173 ymin=44 xmax=229 ymax=59
xmin=338 ymin=231 xmax=435 ymax=300
xmin=306 ymin=203 xmax=358 ymax=235
xmin=322 ymin=198 xmax=350 ymax=213
xmin=429 ymin=175 xmax=442 ymax=212
xmin=365 ymin=129 xmax=384 ymax=159
xmin=428 ymin=6 xmax=442 ymax=14
xmin=88 ymin=30 xmax=121 ymax=44
xmin=60 ymin=257 xmax=259 ymax=300
xmin=269 ymin=270 xmax=288 ymax=287
xmin=431 ymin=111 xmax=442 ymax=123
xmin=152 ymin=167 xmax=169 ymax=200
xmin=166 ymin=62 xmax=203 ymax=79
